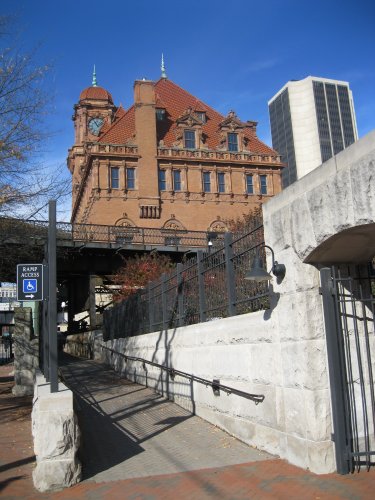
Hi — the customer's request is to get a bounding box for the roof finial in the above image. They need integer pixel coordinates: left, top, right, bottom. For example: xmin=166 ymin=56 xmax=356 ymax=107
xmin=161 ymin=53 xmax=167 ymax=79
xmin=92 ymin=65 xmax=97 ymax=87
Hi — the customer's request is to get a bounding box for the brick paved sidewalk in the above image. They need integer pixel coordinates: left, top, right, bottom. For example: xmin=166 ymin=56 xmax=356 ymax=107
xmin=0 ymin=358 xmax=374 ymax=499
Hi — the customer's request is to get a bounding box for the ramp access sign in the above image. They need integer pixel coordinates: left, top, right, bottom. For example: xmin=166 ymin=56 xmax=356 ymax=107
xmin=17 ymin=264 xmax=44 ymax=301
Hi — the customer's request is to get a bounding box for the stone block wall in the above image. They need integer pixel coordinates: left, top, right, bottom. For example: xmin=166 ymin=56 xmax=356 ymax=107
xmin=12 ymin=307 xmax=39 ymax=397
xmin=93 ymin=305 xmax=335 ymax=474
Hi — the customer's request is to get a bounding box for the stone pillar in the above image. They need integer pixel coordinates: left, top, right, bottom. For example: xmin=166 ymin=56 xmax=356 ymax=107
xmin=12 ymin=307 xmax=39 ymax=397
xmin=32 ymin=371 xmax=81 ymax=492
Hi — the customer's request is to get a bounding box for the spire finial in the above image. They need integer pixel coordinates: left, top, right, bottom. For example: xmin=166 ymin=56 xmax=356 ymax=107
xmin=92 ymin=65 xmax=97 ymax=87
xmin=161 ymin=53 xmax=167 ymax=79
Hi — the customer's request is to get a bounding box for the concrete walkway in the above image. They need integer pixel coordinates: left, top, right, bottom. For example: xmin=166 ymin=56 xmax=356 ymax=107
xmin=60 ymin=355 xmax=272 ymax=482
xmin=1 ymin=358 xmax=374 ymax=499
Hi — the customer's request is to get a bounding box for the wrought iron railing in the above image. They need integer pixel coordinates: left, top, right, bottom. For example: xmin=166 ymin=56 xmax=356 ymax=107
xmin=0 ymin=217 xmax=209 ymax=249
xmin=103 ymin=221 xmax=268 ymax=339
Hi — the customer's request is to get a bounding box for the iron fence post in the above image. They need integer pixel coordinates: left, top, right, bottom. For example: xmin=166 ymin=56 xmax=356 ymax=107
xmin=162 ymin=274 xmax=168 ymax=330
xmin=148 ymin=283 xmax=153 ymax=333
xmin=320 ymin=267 xmax=350 ymax=474
xmin=177 ymin=263 xmax=184 ymax=327
xmin=197 ymin=250 xmax=206 ymax=322
xmin=224 ymin=232 xmax=236 ymax=316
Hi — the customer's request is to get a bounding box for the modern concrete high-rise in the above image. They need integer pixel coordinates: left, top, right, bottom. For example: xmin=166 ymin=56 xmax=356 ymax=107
xmin=268 ymin=76 xmax=358 ymax=187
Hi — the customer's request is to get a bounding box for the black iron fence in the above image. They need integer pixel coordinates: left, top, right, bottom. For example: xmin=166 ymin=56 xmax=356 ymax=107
xmin=103 ymin=222 xmax=268 ymax=339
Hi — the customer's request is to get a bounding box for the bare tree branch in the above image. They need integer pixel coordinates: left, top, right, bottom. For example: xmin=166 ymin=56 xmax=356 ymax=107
xmin=0 ymin=16 xmax=68 ymax=218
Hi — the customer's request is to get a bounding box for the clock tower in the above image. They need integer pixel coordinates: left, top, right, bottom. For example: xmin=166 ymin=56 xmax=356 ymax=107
xmin=71 ymin=67 xmax=116 ymax=144
xmin=68 ymin=68 xmax=117 ymax=209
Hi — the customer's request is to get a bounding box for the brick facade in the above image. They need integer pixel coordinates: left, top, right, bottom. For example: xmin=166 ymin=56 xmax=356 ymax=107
xmin=68 ymin=77 xmax=284 ymax=231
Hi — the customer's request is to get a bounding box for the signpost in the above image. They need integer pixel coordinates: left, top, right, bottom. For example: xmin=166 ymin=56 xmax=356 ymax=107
xmin=16 ymin=264 xmax=44 ymax=301
xmin=15 ymin=200 xmax=58 ymax=393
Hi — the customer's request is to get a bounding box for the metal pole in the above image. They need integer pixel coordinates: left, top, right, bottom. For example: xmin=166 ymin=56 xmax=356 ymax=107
xmin=320 ymin=267 xmax=350 ymax=474
xmin=48 ymin=200 xmax=58 ymax=393
xmin=197 ymin=250 xmax=206 ymax=322
xmin=177 ymin=263 xmax=184 ymax=327
xmin=224 ymin=232 xmax=236 ymax=316
xmin=161 ymin=274 xmax=168 ymax=330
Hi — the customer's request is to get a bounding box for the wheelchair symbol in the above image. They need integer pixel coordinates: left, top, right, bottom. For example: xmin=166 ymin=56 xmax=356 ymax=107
xmin=23 ymin=279 xmax=37 ymax=293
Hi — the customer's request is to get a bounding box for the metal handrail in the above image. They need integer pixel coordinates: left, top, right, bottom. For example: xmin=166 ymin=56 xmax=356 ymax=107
xmin=100 ymin=344 xmax=265 ymax=405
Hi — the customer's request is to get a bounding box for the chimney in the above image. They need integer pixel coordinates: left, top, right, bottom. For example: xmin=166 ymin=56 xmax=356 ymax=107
xmin=134 ymin=79 xmax=160 ymax=218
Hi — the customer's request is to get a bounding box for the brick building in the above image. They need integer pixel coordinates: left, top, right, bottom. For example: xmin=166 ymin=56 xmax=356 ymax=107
xmin=68 ymin=68 xmax=284 ymax=233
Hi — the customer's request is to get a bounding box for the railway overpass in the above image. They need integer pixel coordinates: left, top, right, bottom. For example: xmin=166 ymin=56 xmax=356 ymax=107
xmin=0 ymin=218 xmax=212 ymax=330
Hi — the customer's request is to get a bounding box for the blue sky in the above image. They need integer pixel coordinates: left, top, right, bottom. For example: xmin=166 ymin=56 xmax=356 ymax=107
xmin=2 ymin=0 xmax=375 ymax=218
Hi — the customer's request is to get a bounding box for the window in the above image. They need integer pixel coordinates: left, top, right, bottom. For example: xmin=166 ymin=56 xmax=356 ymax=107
xmin=217 ymin=172 xmax=225 ymax=193
xmin=158 ymin=169 xmax=166 ymax=191
xmin=228 ymin=133 xmax=238 ymax=152
xmin=203 ymin=172 xmax=211 ymax=193
xmin=246 ymin=174 xmax=254 ymax=194
xmin=156 ymin=108 xmax=165 ymax=121
xmin=127 ymin=167 xmax=135 ymax=189
xmin=195 ymin=112 xmax=206 ymax=123
xmin=110 ymin=167 xmax=120 ymax=189
xmin=184 ymin=129 xmax=196 ymax=149
xmin=173 ymin=170 xmax=181 ymax=191
xmin=260 ymin=175 xmax=268 ymax=195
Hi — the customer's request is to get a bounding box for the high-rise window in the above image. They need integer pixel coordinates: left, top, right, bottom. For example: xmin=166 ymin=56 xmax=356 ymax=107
xmin=127 ymin=168 xmax=135 ymax=189
xmin=203 ymin=172 xmax=211 ymax=193
xmin=313 ymin=81 xmax=333 ymax=163
xmin=260 ymin=175 xmax=268 ymax=195
xmin=173 ymin=170 xmax=181 ymax=191
xmin=110 ymin=167 xmax=119 ymax=189
xmin=337 ymin=85 xmax=355 ymax=148
xmin=158 ymin=170 xmax=166 ymax=191
xmin=246 ymin=174 xmax=254 ymax=194
xmin=228 ymin=133 xmax=238 ymax=152
xmin=184 ymin=130 xmax=196 ymax=149
xmin=217 ymin=172 xmax=225 ymax=193
xmin=269 ymin=89 xmax=297 ymax=188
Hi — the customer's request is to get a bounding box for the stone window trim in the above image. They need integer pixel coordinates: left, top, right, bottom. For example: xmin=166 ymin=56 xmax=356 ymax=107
xmin=245 ymin=173 xmax=254 ymax=196
xmin=259 ymin=174 xmax=268 ymax=195
xmin=217 ymin=172 xmax=226 ymax=193
xmin=184 ymin=129 xmax=196 ymax=150
xmin=110 ymin=166 xmax=120 ymax=190
xmin=126 ymin=167 xmax=136 ymax=190
xmin=203 ymin=171 xmax=211 ymax=193
xmin=158 ymin=169 xmax=167 ymax=191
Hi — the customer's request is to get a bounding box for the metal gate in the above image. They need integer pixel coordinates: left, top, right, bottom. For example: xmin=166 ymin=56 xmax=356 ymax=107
xmin=0 ymin=334 xmax=13 ymax=364
xmin=320 ymin=265 xmax=375 ymax=474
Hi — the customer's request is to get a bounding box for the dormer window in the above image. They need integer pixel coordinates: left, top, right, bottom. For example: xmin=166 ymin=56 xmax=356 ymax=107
xmin=156 ymin=108 xmax=165 ymax=121
xmin=195 ymin=112 xmax=206 ymax=123
xmin=184 ymin=130 xmax=196 ymax=149
xmin=228 ymin=133 xmax=238 ymax=152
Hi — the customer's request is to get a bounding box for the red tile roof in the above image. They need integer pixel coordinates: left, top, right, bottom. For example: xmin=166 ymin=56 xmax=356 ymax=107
xmin=96 ymin=78 xmax=276 ymax=155
xmin=80 ymin=86 xmax=113 ymax=103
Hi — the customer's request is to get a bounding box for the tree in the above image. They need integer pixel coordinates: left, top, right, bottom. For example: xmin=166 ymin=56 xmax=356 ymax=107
xmin=0 ymin=16 xmax=70 ymax=218
xmin=112 ymin=253 xmax=174 ymax=302
xmin=226 ymin=206 xmax=263 ymax=234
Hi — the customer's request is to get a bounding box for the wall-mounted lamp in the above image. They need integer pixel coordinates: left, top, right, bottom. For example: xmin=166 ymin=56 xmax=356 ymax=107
xmin=207 ymin=231 xmax=218 ymax=253
xmin=244 ymin=244 xmax=286 ymax=283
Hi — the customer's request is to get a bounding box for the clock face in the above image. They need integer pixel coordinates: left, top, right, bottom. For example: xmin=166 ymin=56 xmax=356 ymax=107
xmin=88 ymin=117 xmax=104 ymax=136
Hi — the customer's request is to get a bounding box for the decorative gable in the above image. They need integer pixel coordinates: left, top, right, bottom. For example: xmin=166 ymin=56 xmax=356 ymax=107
xmin=176 ymin=107 xmax=205 ymax=128
xmin=218 ymin=111 xmax=249 ymax=152
xmin=219 ymin=110 xmax=246 ymax=132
